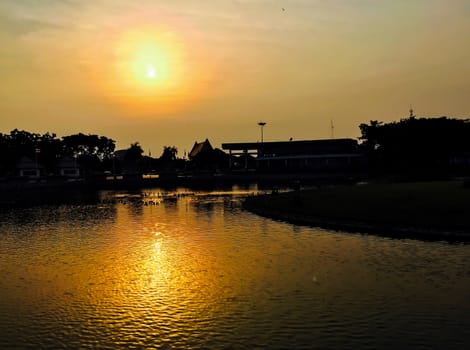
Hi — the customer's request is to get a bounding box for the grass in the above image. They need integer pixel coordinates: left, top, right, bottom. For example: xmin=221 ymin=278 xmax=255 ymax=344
xmin=244 ymin=181 xmax=470 ymax=238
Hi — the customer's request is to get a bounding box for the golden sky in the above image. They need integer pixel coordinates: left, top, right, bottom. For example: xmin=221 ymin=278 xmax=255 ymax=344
xmin=1 ymin=0 xmax=469 ymax=155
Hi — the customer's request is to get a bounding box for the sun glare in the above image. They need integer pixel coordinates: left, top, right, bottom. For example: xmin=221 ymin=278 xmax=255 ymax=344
xmin=146 ymin=64 xmax=156 ymax=79
xmin=94 ymin=22 xmax=210 ymax=117
xmin=105 ymin=27 xmax=188 ymax=110
xmin=121 ymin=30 xmax=174 ymax=87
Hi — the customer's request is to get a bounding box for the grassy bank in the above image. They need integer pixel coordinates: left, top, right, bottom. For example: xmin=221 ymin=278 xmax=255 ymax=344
xmin=244 ymin=181 xmax=470 ymax=241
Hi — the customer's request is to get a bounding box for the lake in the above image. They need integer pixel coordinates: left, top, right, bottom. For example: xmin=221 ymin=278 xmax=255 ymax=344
xmin=0 ymin=185 xmax=469 ymax=349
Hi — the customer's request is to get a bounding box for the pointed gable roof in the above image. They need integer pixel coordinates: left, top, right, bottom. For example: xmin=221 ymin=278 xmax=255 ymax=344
xmin=189 ymin=139 xmax=213 ymax=159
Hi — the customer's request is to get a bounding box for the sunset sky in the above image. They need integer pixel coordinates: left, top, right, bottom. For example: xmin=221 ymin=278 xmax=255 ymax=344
xmin=1 ymin=0 xmax=469 ymax=156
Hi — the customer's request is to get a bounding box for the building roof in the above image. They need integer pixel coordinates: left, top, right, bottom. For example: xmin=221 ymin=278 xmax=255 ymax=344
xmin=189 ymin=139 xmax=213 ymax=159
xmin=15 ymin=156 xmax=42 ymax=169
xmin=222 ymin=138 xmax=359 ymax=156
xmin=56 ymin=156 xmax=79 ymax=168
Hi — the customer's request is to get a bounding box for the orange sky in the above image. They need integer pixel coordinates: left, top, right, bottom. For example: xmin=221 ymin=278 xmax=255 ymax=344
xmin=1 ymin=0 xmax=469 ymax=156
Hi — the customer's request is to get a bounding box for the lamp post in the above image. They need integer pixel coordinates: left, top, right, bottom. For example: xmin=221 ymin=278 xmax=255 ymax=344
xmin=258 ymin=122 xmax=266 ymax=143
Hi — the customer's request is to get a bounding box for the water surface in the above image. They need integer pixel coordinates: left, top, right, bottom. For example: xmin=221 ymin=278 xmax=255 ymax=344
xmin=0 ymin=186 xmax=469 ymax=349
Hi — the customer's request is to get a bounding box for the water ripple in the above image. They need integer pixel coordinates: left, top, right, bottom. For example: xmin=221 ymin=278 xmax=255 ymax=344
xmin=0 ymin=188 xmax=469 ymax=349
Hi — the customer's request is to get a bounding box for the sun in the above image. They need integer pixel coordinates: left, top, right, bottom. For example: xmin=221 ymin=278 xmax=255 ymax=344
xmin=94 ymin=22 xmax=211 ymax=116
xmin=146 ymin=64 xmax=156 ymax=79
xmin=110 ymin=26 xmax=185 ymax=97
xmin=127 ymin=37 xmax=172 ymax=86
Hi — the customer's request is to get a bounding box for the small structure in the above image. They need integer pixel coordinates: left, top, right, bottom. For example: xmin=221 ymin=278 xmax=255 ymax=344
xmin=56 ymin=157 xmax=80 ymax=178
xmin=16 ymin=156 xmax=42 ymax=178
xmin=114 ymin=149 xmax=128 ymax=163
xmin=189 ymin=139 xmax=213 ymax=159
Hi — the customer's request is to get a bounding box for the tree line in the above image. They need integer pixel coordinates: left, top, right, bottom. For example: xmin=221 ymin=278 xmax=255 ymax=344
xmin=0 ymin=129 xmax=224 ymax=176
xmin=2 ymin=116 xmax=469 ymax=178
xmin=0 ymin=130 xmax=116 ymax=175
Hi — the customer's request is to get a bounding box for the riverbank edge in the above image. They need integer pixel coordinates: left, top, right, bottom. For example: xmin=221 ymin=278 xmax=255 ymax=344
xmin=243 ymin=195 xmax=470 ymax=242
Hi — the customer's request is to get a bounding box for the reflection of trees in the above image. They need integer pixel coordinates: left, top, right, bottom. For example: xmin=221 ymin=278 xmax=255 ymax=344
xmin=193 ymin=200 xmax=215 ymax=222
xmin=127 ymin=192 xmax=144 ymax=219
xmin=0 ymin=204 xmax=118 ymax=235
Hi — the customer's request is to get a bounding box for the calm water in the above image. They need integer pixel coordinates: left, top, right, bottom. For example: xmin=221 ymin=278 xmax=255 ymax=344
xmin=0 ymin=185 xmax=469 ymax=349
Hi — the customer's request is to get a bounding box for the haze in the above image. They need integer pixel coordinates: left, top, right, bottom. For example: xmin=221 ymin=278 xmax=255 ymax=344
xmin=1 ymin=0 xmax=469 ymax=155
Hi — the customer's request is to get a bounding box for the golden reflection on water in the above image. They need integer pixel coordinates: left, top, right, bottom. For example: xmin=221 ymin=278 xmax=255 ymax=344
xmin=81 ymin=197 xmax=254 ymax=334
xmin=1 ymin=188 xmax=469 ymax=349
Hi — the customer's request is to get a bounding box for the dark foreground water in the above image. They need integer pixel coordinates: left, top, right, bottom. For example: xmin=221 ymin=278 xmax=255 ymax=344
xmin=0 ymin=186 xmax=469 ymax=349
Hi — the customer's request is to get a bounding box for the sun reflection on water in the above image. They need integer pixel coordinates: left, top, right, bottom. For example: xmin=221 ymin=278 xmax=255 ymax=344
xmin=1 ymin=188 xmax=469 ymax=349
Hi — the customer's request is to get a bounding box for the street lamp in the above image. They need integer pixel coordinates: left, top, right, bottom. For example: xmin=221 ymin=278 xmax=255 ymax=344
xmin=258 ymin=122 xmax=266 ymax=143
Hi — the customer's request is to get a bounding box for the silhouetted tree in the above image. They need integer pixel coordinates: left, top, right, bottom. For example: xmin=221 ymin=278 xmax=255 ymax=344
xmin=0 ymin=129 xmax=43 ymax=174
xmin=62 ymin=133 xmax=115 ymax=172
xmin=156 ymin=146 xmax=181 ymax=172
xmin=124 ymin=142 xmax=144 ymax=163
xmin=0 ymin=133 xmax=11 ymax=175
xmin=160 ymin=146 xmax=178 ymax=162
xmin=112 ymin=142 xmax=145 ymax=173
xmin=359 ymin=116 xmax=470 ymax=177
xmin=8 ymin=129 xmax=40 ymax=159
xmin=62 ymin=133 xmax=115 ymax=160
xmin=37 ymin=132 xmax=63 ymax=172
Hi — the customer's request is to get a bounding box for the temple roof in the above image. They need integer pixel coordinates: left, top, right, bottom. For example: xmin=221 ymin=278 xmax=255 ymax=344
xmin=189 ymin=139 xmax=213 ymax=159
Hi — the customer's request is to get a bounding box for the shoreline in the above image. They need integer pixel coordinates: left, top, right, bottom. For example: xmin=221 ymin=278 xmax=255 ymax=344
xmin=243 ymin=184 xmax=470 ymax=243
xmin=243 ymin=201 xmax=470 ymax=242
